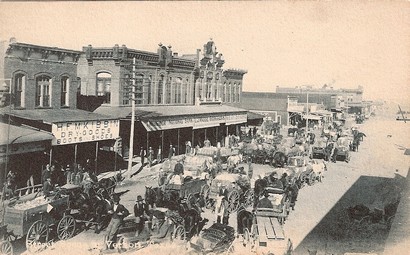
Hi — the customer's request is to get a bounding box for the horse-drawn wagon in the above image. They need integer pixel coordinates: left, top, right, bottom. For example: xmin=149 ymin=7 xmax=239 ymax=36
xmin=242 ymin=204 xmax=293 ymax=255
xmin=202 ymin=173 xmax=254 ymax=214
xmin=311 ymin=137 xmax=328 ymax=159
xmin=1 ymin=192 xmax=70 ymax=254
xmin=335 ymin=137 xmax=351 ymax=162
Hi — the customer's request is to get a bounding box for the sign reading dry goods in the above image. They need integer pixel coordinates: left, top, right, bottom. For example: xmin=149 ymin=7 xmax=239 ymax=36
xmin=52 ymin=120 xmax=120 ymax=145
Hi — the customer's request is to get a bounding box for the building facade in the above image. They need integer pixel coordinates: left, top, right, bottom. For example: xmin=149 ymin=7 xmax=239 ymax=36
xmin=3 ymin=42 xmax=81 ymax=110
xmin=77 ymin=40 xmax=246 ymax=110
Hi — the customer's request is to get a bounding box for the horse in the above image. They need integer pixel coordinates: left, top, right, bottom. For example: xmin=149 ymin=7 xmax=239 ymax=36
xmin=145 ymin=186 xmax=164 ymax=209
xmin=237 ymin=205 xmax=254 ymax=235
xmin=355 ymin=132 xmax=366 ymax=142
xmin=178 ymin=200 xmax=202 ymax=240
xmin=98 ymin=174 xmax=120 ymax=195
xmin=271 ymin=151 xmax=287 ymax=168
xmin=227 ymin=154 xmax=243 ymax=168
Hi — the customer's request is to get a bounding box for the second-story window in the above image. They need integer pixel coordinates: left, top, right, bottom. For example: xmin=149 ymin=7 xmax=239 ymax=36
xmin=61 ymin=76 xmax=69 ymax=106
xmin=36 ymin=75 xmax=51 ymax=107
xmin=135 ymin=74 xmax=144 ymax=104
xmin=96 ymin=72 xmax=111 ymax=104
xmin=14 ymin=73 xmax=25 ymax=107
xmin=158 ymin=74 xmax=164 ymax=104
xmin=175 ymin=77 xmax=182 ymax=104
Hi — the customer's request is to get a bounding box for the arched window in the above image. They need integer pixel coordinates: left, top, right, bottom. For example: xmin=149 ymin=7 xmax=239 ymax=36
xmin=135 ymin=74 xmax=144 ymax=105
xmin=182 ymin=79 xmax=188 ymax=104
xmin=158 ymin=74 xmax=164 ymax=104
xmin=96 ymin=72 xmax=111 ymax=104
xmin=36 ymin=75 xmax=51 ymax=107
xmin=61 ymin=76 xmax=69 ymax=106
xmin=175 ymin=77 xmax=182 ymax=104
xmin=14 ymin=73 xmax=25 ymax=107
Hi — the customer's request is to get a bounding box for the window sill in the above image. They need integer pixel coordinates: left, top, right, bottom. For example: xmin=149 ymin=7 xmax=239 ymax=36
xmin=60 ymin=106 xmax=70 ymax=108
xmin=12 ymin=106 xmax=26 ymax=110
xmin=35 ymin=106 xmax=53 ymax=109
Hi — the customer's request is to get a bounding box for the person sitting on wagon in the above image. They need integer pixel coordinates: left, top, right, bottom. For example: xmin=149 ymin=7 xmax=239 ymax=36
xmin=257 ymin=191 xmax=274 ymax=209
xmin=268 ymin=172 xmax=284 ymax=190
xmin=43 ymin=177 xmax=53 ymax=198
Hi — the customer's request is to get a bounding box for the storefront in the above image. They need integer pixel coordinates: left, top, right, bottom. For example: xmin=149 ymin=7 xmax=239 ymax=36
xmin=5 ymin=109 xmax=121 ymax=175
xmin=95 ymin=104 xmax=248 ymax=159
xmin=0 ymin=123 xmax=53 ymax=188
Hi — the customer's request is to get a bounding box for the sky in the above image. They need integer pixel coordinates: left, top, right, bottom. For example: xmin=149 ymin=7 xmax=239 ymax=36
xmin=0 ymin=1 xmax=409 ymax=105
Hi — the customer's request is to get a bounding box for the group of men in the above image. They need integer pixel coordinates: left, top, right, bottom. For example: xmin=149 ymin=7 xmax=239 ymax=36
xmin=140 ymin=145 xmax=176 ymax=167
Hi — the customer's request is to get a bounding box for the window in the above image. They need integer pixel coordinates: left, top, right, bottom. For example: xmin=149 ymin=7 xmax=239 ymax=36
xmin=222 ymin=83 xmax=226 ymax=102
xmin=14 ymin=74 xmax=25 ymax=107
xmin=175 ymin=77 xmax=182 ymax=104
xmin=135 ymin=74 xmax=144 ymax=105
xmin=227 ymin=83 xmax=231 ymax=102
xmin=96 ymin=72 xmax=111 ymax=104
xmin=233 ymin=83 xmax=237 ymax=102
xmin=237 ymin=84 xmax=241 ymax=102
xmin=122 ymin=74 xmax=130 ymax=105
xmin=147 ymin=75 xmax=152 ymax=104
xmin=166 ymin=77 xmax=172 ymax=104
xmin=36 ymin=75 xmax=51 ymax=107
xmin=158 ymin=75 xmax=164 ymax=104
xmin=61 ymin=76 xmax=69 ymax=106
xmin=182 ymin=78 xmax=188 ymax=104
xmin=213 ymin=82 xmax=218 ymax=101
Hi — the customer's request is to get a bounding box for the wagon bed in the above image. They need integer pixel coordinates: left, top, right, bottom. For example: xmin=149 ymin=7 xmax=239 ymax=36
xmin=164 ymin=178 xmax=208 ymax=198
xmin=4 ymin=195 xmax=69 ymax=237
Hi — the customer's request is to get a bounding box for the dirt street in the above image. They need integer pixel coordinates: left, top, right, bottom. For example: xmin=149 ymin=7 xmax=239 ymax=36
xmin=20 ymin=113 xmax=410 ymax=255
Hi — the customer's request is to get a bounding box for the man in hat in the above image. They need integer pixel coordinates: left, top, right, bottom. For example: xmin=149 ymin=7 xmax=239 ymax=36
xmin=257 ymin=191 xmax=274 ymax=209
xmin=269 ymin=172 xmax=284 ymax=190
xmin=134 ymin=195 xmax=149 ymax=236
xmin=218 ymin=184 xmax=229 ymax=200
xmin=43 ymin=177 xmax=53 ymax=198
xmin=105 ymin=194 xmax=129 ymax=249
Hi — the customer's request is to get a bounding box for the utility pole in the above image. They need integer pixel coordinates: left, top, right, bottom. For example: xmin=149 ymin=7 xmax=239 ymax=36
xmin=306 ymin=90 xmax=309 ymax=131
xmin=126 ymin=58 xmax=136 ymax=176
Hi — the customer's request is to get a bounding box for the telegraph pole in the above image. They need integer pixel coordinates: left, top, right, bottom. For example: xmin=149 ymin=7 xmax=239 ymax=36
xmin=126 ymin=57 xmax=136 ymax=176
xmin=306 ymin=90 xmax=309 ymax=131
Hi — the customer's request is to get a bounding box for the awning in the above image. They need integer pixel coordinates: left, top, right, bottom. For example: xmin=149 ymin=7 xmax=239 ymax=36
xmin=0 ymin=123 xmax=53 ymax=145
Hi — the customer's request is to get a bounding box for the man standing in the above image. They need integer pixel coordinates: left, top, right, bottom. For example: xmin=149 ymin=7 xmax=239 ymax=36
xmin=157 ymin=145 xmax=162 ymax=162
xmin=147 ymin=147 xmax=154 ymax=167
xmin=42 ymin=177 xmax=53 ymax=198
xmin=139 ymin=147 xmax=146 ymax=166
xmin=174 ymin=159 xmax=184 ymax=176
xmin=168 ymin=145 xmax=175 ymax=159
xmin=105 ymin=194 xmax=129 ymax=249
xmin=134 ymin=195 xmax=148 ymax=236
xmin=42 ymin=164 xmax=51 ymax=183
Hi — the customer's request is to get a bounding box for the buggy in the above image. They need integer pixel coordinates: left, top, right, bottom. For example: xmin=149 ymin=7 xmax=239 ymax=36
xmin=311 ymin=137 xmax=328 ymax=159
xmin=189 ymin=223 xmax=235 ymax=254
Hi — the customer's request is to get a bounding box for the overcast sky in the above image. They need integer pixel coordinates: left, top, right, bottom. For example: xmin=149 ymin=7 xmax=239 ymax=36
xmin=0 ymin=1 xmax=408 ymax=104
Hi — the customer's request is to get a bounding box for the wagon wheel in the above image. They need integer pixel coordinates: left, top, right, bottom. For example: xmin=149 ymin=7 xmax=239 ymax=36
xmin=0 ymin=240 xmax=13 ymax=255
xmin=201 ymin=185 xmax=212 ymax=208
xmin=227 ymin=190 xmax=240 ymax=213
xmin=171 ymin=225 xmax=186 ymax=241
xmin=186 ymin=194 xmax=193 ymax=209
xmin=243 ymin=189 xmax=255 ymax=208
xmin=26 ymin=220 xmax=49 ymax=253
xmin=57 ymin=215 xmax=76 ymax=240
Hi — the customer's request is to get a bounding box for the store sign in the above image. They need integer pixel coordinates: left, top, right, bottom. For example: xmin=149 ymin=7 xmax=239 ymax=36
xmin=143 ymin=113 xmax=247 ymax=131
xmin=0 ymin=141 xmax=48 ymax=157
xmin=52 ymin=119 xmax=120 ymax=145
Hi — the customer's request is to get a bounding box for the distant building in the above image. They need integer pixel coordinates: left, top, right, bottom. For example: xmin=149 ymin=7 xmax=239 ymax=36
xmin=275 ymin=85 xmax=365 ymax=113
